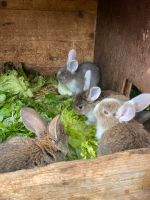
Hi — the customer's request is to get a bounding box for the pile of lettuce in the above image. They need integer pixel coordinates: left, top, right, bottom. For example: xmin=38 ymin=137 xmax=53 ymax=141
xmin=0 ymin=64 xmax=97 ymax=160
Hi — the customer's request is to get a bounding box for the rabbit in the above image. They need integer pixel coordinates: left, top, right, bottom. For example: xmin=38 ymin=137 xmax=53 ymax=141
xmin=93 ymin=93 xmax=150 ymax=155
xmin=135 ymin=110 xmax=150 ymax=132
xmin=144 ymin=118 xmax=150 ymax=132
xmin=57 ymin=49 xmax=100 ymax=95
xmin=0 ymin=107 xmax=68 ymax=173
xmin=73 ymin=86 xmax=129 ymax=124
xmin=135 ymin=110 xmax=150 ymax=123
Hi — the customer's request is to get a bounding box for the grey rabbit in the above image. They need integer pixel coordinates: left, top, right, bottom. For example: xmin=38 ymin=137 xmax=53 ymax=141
xmin=73 ymin=86 xmax=129 ymax=124
xmin=93 ymin=93 xmax=150 ymax=155
xmin=0 ymin=107 xmax=68 ymax=173
xmin=57 ymin=49 xmax=100 ymax=95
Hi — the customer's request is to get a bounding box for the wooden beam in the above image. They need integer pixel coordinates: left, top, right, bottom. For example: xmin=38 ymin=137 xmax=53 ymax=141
xmin=0 ymin=148 xmax=150 ymax=200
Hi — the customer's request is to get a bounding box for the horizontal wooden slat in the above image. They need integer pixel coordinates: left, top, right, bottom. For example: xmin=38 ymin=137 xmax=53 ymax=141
xmin=0 ymin=7 xmax=96 ymax=70
xmin=0 ymin=0 xmax=97 ymax=11
xmin=0 ymin=148 xmax=150 ymax=200
xmin=0 ymin=40 xmax=94 ymax=70
xmin=0 ymin=10 xmax=95 ymax=42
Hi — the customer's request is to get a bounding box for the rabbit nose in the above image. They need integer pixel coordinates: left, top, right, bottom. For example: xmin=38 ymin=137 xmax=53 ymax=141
xmin=60 ymin=77 xmax=65 ymax=82
xmin=79 ymin=105 xmax=83 ymax=109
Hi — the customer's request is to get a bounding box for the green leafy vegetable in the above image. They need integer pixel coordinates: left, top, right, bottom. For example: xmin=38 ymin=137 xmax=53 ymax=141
xmin=0 ymin=64 xmax=98 ymax=160
xmin=0 ymin=94 xmax=6 ymax=103
xmin=61 ymin=108 xmax=97 ymax=160
xmin=0 ymin=69 xmax=33 ymax=97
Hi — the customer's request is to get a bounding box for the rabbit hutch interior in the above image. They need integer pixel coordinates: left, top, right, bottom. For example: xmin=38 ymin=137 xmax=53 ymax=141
xmin=0 ymin=0 xmax=150 ymax=199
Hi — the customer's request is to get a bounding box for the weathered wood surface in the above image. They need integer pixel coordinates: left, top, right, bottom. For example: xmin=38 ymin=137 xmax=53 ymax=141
xmin=0 ymin=0 xmax=97 ymax=11
xmin=0 ymin=148 xmax=150 ymax=200
xmin=0 ymin=0 xmax=97 ymax=71
xmin=95 ymin=0 xmax=150 ymax=93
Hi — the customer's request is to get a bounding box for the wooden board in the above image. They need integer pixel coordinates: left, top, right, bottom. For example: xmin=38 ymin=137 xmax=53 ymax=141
xmin=95 ymin=0 xmax=150 ymax=94
xmin=0 ymin=0 xmax=97 ymax=71
xmin=0 ymin=39 xmax=94 ymax=74
xmin=0 ymin=0 xmax=97 ymax=11
xmin=0 ymin=148 xmax=150 ymax=200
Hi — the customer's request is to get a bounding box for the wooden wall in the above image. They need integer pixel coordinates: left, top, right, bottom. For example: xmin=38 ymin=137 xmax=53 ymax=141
xmin=95 ymin=0 xmax=150 ymax=94
xmin=0 ymin=0 xmax=97 ymax=74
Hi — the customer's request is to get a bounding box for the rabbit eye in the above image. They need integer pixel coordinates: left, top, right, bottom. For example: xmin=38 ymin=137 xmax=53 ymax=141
xmin=104 ymin=109 xmax=109 ymax=115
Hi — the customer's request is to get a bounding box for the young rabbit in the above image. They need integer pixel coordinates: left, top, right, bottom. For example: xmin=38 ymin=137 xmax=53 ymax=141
xmin=57 ymin=49 xmax=100 ymax=95
xmin=134 ymin=110 xmax=150 ymax=132
xmin=93 ymin=93 xmax=150 ymax=155
xmin=0 ymin=107 xmax=68 ymax=173
xmin=73 ymin=86 xmax=128 ymax=124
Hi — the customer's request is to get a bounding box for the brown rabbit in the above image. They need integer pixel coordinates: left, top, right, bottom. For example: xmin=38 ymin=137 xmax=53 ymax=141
xmin=134 ymin=110 xmax=150 ymax=132
xmin=73 ymin=86 xmax=128 ymax=124
xmin=0 ymin=107 xmax=68 ymax=173
xmin=93 ymin=94 xmax=150 ymax=155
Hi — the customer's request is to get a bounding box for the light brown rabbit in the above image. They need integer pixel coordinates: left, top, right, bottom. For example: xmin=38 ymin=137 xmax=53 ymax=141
xmin=93 ymin=94 xmax=150 ymax=155
xmin=73 ymin=86 xmax=128 ymax=124
xmin=0 ymin=107 xmax=68 ymax=173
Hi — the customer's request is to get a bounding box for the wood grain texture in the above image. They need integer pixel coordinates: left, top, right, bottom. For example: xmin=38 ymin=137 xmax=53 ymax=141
xmin=0 ymin=148 xmax=150 ymax=200
xmin=0 ymin=1 xmax=97 ymax=71
xmin=95 ymin=0 xmax=150 ymax=93
xmin=0 ymin=0 xmax=97 ymax=11
xmin=0 ymin=40 xmax=94 ymax=72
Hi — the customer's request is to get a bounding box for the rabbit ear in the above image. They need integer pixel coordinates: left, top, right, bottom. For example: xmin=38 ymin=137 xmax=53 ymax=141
xmin=67 ymin=49 xmax=76 ymax=62
xmin=116 ymin=93 xmax=150 ymax=122
xmin=129 ymin=93 xmax=150 ymax=112
xmin=116 ymin=102 xmax=136 ymax=122
xmin=47 ymin=115 xmax=62 ymax=141
xmin=87 ymin=86 xmax=101 ymax=102
xmin=83 ymin=70 xmax=91 ymax=91
xmin=20 ymin=107 xmax=47 ymax=138
xmin=67 ymin=60 xmax=78 ymax=73
xmin=67 ymin=49 xmax=78 ymax=73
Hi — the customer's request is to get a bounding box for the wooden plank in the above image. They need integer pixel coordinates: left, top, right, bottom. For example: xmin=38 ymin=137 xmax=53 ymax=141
xmin=0 ymin=9 xmax=96 ymax=71
xmin=0 ymin=0 xmax=97 ymax=11
xmin=0 ymin=148 xmax=150 ymax=200
xmin=0 ymin=40 xmax=94 ymax=70
xmin=95 ymin=0 xmax=150 ymax=93
xmin=0 ymin=10 xmax=96 ymax=42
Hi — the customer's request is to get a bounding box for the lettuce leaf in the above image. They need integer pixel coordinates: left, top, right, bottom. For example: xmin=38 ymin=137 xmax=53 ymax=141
xmin=0 ymin=65 xmax=98 ymax=160
xmin=0 ymin=70 xmax=33 ymax=97
xmin=61 ymin=108 xmax=97 ymax=160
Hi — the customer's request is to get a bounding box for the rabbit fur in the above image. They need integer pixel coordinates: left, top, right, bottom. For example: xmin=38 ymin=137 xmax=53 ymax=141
xmin=93 ymin=94 xmax=150 ymax=155
xmin=57 ymin=49 xmax=100 ymax=95
xmin=73 ymin=86 xmax=128 ymax=124
xmin=0 ymin=107 xmax=68 ymax=173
